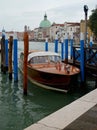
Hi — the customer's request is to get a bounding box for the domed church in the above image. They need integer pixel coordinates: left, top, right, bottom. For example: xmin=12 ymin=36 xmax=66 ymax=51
xmin=39 ymin=13 xmax=51 ymax=28
xmin=38 ymin=13 xmax=51 ymax=40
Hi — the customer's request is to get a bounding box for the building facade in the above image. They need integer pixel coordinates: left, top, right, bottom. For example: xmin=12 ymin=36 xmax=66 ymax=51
xmin=2 ymin=14 xmax=94 ymax=44
xmin=33 ymin=13 xmax=51 ymax=41
xmin=50 ymin=23 xmax=64 ymax=42
xmin=80 ymin=20 xmax=93 ymax=42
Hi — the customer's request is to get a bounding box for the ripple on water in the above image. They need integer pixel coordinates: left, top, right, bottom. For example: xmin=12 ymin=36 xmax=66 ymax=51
xmin=0 ymin=42 xmax=96 ymax=130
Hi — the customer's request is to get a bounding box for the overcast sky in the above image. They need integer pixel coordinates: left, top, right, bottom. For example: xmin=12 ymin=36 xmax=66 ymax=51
xmin=0 ymin=0 xmax=96 ymax=32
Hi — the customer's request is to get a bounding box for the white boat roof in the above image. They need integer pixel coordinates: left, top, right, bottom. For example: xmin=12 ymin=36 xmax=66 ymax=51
xmin=28 ymin=51 xmax=60 ymax=61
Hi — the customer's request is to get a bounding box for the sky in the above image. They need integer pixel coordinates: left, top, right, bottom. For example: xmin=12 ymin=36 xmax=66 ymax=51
xmin=0 ymin=0 xmax=96 ymax=32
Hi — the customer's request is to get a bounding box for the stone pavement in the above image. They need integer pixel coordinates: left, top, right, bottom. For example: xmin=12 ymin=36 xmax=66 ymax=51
xmin=24 ymin=89 xmax=97 ymax=130
xmin=63 ymin=104 xmax=97 ymax=130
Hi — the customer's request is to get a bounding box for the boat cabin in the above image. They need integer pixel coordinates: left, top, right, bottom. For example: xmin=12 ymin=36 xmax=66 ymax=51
xmin=28 ymin=51 xmax=61 ymax=64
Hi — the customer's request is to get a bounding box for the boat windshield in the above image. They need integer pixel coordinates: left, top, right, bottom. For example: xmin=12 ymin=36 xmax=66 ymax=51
xmin=29 ymin=55 xmax=61 ymax=64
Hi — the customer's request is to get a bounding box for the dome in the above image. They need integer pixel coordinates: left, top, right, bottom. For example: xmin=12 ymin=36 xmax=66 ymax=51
xmin=39 ymin=14 xmax=51 ymax=28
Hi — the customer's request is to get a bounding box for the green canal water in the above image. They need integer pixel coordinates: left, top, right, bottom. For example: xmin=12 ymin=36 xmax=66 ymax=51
xmin=0 ymin=41 xmax=96 ymax=130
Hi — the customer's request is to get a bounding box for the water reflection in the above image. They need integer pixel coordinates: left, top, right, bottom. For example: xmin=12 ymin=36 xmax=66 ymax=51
xmin=0 ymin=41 xmax=96 ymax=130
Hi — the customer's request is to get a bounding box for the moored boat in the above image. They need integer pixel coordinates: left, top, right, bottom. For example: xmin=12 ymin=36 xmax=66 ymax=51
xmin=19 ymin=50 xmax=80 ymax=92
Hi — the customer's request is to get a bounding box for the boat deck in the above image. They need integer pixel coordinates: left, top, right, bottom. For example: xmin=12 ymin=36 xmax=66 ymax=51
xmin=30 ymin=63 xmax=80 ymax=75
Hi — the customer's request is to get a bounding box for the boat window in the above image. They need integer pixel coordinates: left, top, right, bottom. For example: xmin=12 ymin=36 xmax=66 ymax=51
xmin=29 ymin=56 xmax=46 ymax=64
xmin=36 ymin=56 xmax=46 ymax=63
xmin=29 ymin=58 xmax=34 ymax=63
xmin=29 ymin=55 xmax=61 ymax=64
xmin=30 ymin=57 xmax=38 ymax=64
xmin=49 ymin=56 xmax=61 ymax=62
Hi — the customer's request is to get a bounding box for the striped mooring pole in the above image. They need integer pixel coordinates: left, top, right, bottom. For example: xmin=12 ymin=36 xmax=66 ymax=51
xmin=64 ymin=33 xmax=68 ymax=63
xmin=80 ymin=32 xmax=85 ymax=84
xmin=13 ymin=32 xmax=18 ymax=82
xmin=45 ymin=38 xmax=48 ymax=51
xmin=54 ymin=34 xmax=58 ymax=53
xmin=70 ymin=34 xmax=73 ymax=59
xmin=61 ymin=37 xmax=65 ymax=60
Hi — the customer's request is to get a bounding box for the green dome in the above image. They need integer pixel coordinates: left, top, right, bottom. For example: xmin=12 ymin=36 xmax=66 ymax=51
xmin=39 ymin=14 xmax=51 ymax=28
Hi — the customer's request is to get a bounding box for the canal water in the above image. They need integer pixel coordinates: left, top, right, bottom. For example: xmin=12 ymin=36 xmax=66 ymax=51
xmin=0 ymin=41 xmax=95 ymax=130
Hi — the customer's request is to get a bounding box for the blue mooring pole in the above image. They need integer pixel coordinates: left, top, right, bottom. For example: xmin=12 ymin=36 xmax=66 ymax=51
xmin=54 ymin=34 xmax=58 ymax=53
xmin=45 ymin=38 xmax=48 ymax=51
xmin=13 ymin=32 xmax=18 ymax=82
xmin=64 ymin=33 xmax=68 ymax=63
xmin=80 ymin=32 xmax=85 ymax=83
xmin=90 ymin=36 xmax=93 ymax=47
xmin=70 ymin=34 xmax=73 ymax=59
xmin=61 ymin=38 xmax=65 ymax=60
xmin=5 ymin=34 xmax=8 ymax=71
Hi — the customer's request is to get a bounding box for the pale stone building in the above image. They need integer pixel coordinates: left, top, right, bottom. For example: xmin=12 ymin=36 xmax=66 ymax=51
xmin=64 ymin=22 xmax=80 ymax=43
xmin=50 ymin=23 xmax=64 ymax=42
xmin=80 ymin=20 xmax=93 ymax=42
xmin=37 ymin=13 xmax=51 ymax=41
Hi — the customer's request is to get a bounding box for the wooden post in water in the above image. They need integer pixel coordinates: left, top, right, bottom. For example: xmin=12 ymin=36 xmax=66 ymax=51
xmin=64 ymin=33 xmax=68 ymax=63
xmin=80 ymin=32 xmax=85 ymax=84
xmin=5 ymin=34 xmax=9 ymax=71
xmin=61 ymin=37 xmax=65 ymax=60
xmin=13 ymin=32 xmax=18 ymax=82
xmin=1 ymin=29 xmax=5 ymax=73
xmin=1 ymin=37 xmax=4 ymax=72
xmin=2 ymin=35 xmax=6 ymax=74
xmin=8 ymin=36 xmax=13 ymax=80
xmin=70 ymin=34 xmax=73 ymax=59
xmin=45 ymin=38 xmax=48 ymax=51
xmin=84 ymin=5 xmax=88 ymax=46
xmin=23 ymin=26 xmax=29 ymax=95
xmin=54 ymin=34 xmax=58 ymax=53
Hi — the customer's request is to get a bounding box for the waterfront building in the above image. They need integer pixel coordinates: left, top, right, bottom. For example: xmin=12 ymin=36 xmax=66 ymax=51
xmin=17 ymin=32 xmax=24 ymax=40
xmin=80 ymin=19 xmax=93 ymax=42
xmin=34 ymin=13 xmax=51 ymax=41
xmin=50 ymin=23 xmax=64 ymax=42
xmin=64 ymin=22 xmax=80 ymax=43
xmin=2 ymin=15 xmax=94 ymax=44
xmin=33 ymin=28 xmax=39 ymax=40
xmin=49 ymin=22 xmax=80 ymax=43
xmin=28 ymin=30 xmax=34 ymax=41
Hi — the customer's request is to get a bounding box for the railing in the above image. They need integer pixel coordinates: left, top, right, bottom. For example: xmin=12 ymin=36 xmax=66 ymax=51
xmin=72 ymin=46 xmax=80 ymax=64
xmin=85 ymin=47 xmax=97 ymax=67
xmin=72 ymin=46 xmax=97 ymax=68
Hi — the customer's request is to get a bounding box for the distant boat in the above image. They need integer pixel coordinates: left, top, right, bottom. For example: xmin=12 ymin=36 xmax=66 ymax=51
xmin=19 ymin=50 xmax=80 ymax=92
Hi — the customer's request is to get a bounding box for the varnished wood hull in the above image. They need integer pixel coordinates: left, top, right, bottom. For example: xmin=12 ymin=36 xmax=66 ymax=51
xmin=27 ymin=65 xmax=71 ymax=90
xmin=20 ymin=64 xmax=78 ymax=92
xmin=19 ymin=51 xmax=80 ymax=92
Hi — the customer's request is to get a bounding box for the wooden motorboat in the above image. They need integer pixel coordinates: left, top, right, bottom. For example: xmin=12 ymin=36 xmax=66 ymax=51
xmin=19 ymin=50 xmax=80 ymax=92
